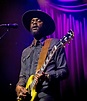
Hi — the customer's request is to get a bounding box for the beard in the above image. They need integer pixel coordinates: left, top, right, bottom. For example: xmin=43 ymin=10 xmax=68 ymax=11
xmin=30 ymin=27 xmax=45 ymax=40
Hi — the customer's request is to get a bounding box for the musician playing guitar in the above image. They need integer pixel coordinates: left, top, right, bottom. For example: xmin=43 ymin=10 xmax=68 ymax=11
xmin=15 ymin=10 xmax=72 ymax=101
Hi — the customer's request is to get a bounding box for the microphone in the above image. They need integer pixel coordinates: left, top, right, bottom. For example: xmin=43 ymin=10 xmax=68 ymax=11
xmin=0 ymin=23 xmax=18 ymax=28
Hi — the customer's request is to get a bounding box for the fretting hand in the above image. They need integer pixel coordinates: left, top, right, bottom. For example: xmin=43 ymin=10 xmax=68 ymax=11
xmin=34 ymin=71 xmax=49 ymax=85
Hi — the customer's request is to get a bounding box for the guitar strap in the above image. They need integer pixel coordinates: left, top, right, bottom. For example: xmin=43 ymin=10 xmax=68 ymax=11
xmin=36 ymin=38 xmax=52 ymax=72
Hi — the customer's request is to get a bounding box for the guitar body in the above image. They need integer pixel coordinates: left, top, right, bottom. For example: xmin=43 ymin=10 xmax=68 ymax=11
xmin=26 ymin=75 xmax=37 ymax=101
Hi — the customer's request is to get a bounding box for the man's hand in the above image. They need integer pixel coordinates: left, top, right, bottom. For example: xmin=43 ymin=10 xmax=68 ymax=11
xmin=16 ymin=85 xmax=28 ymax=99
xmin=35 ymin=71 xmax=49 ymax=84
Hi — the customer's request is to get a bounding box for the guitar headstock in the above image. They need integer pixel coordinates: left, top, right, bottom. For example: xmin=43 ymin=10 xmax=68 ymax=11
xmin=59 ymin=29 xmax=74 ymax=47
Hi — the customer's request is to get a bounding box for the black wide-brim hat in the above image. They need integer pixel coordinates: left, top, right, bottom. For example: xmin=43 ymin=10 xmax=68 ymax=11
xmin=22 ymin=10 xmax=55 ymax=36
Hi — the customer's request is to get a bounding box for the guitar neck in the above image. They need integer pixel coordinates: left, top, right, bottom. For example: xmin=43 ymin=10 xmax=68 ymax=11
xmin=40 ymin=45 xmax=58 ymax=72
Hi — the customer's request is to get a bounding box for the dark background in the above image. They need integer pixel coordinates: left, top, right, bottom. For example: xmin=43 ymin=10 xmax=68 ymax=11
xmin=0 ymin=0 xmax=40 ymax=100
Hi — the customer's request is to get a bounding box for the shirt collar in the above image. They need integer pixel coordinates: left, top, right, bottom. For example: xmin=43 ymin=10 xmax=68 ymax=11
xmin=31 ymin=37 xmax=47 ymax=47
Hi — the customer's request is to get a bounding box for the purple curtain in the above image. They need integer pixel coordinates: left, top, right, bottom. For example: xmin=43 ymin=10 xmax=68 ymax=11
xmin=39 ymin=2 xmax=87 ymax=100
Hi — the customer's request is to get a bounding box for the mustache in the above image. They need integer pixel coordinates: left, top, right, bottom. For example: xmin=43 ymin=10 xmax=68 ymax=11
xmin=32 ymin=26 xmax=38 ymax=28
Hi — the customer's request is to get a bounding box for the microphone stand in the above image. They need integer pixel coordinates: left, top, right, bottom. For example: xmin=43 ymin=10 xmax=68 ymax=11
xmin=0 ymin=28 xmax=10 ymax=40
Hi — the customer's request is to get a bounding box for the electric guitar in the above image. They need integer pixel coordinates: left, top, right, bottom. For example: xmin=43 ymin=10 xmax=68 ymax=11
xmin=17 ymin=29 xmax=74 ymax=101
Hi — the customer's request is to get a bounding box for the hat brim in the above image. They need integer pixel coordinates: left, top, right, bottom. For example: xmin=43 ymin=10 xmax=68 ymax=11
xmin=22 ymin=10 xmax=55 ymax=36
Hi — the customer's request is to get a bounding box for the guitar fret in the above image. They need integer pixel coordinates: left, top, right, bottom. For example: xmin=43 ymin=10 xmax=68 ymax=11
xmin=31 ymin=76 xmax=37 ymax=89
xmin=31 ymin=80 xmax=34 ymax=89
xmin=41 ymin=67 xmax=44 ymax=71
xmin=46 ymin=58 xmax=49 ymax=63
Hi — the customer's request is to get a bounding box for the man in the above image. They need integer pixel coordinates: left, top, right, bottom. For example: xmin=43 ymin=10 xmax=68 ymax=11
xmin=16 ymin=10 xmax=69 ymax=101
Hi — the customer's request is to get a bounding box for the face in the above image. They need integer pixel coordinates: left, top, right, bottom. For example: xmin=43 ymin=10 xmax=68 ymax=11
xmin=30 ymin=18 xmax=43 ymax=36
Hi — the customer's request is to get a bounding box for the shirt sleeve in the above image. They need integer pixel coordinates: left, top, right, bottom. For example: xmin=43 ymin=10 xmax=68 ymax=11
xmin=16 ymin=46 xmax=32 ymax=87
xmin=16 ymin=52 xmax=27 ymax=87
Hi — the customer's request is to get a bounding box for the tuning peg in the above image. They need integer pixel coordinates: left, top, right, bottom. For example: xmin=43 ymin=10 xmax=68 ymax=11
xmin=68 ymin=41 xmax=70 ymax=44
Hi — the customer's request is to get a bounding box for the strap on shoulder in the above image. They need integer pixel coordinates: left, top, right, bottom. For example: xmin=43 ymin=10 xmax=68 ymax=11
xmin=36 ymin=38 xmax=52 ymax=72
